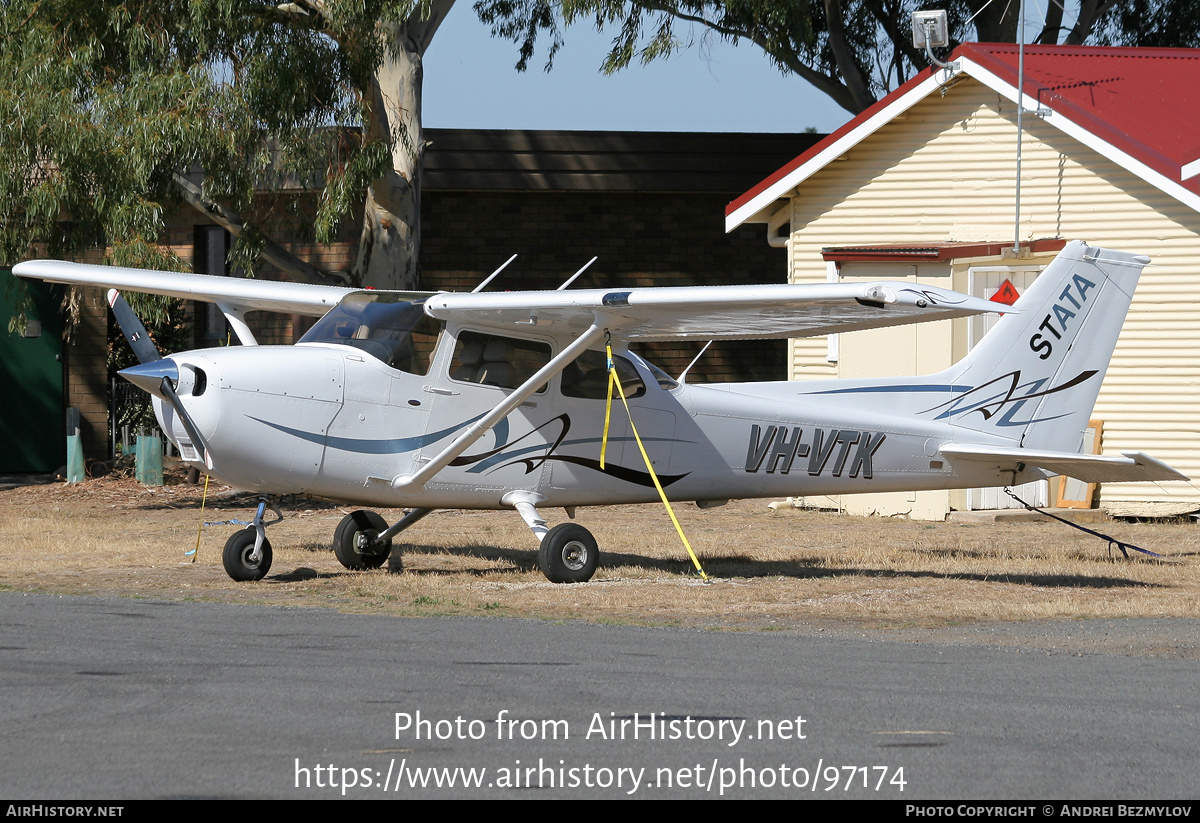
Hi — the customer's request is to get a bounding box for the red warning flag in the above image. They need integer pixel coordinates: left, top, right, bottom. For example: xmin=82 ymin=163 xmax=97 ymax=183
xmin=990 ymin=279 xmax=1020 ymax=306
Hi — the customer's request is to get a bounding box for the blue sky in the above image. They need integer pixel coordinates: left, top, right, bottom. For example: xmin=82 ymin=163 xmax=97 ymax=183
xmin=422 ymin=2 xmax=853 ymax=135
xmin=423 ymin=2 xmax=1069 ymax=136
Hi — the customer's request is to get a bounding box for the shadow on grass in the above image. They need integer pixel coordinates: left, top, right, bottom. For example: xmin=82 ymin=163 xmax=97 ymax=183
xmin=137 ymin=492 xmax=343 ymax=512
xmin=273 ymin=541 xmax=1165 ymax=590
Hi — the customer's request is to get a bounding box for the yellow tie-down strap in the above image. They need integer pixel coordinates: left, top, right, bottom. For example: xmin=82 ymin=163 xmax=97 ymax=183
xmin=601 ymin=341 xmax=708 ymax=581
xmin=189 ymin=473 xmax=211 ymax=562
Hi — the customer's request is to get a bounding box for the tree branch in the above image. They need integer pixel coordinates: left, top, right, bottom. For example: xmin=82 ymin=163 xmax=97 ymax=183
xmin=1037 ymin=0 xmax=1065 ymax=44
xmin=1066 ymin=0 xmax=1119 ymax=45
xmin=172 ymin=172 xmax=350 ymax=286
xmin=823 ymin=0 xmax=876 ymax=111
xmin=407 ymin=0 xmax=457 ymax=53
xmin=247 ymin=1 xmax=329 ymax=31
xmin=861 ymin=0 xmax=922 ymax=70
xmin=627 ymin=0 xmax=863 ymax=112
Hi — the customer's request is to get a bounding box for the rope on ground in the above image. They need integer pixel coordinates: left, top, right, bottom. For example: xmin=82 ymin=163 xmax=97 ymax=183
xmin=1003 ymin=487 xmax=1162 ymax=559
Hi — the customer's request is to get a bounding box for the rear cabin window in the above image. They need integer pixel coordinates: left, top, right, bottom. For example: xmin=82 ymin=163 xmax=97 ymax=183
xmin=449 ymin=331 xmax=551 ymax=392
xmin=561 ymin=349 xmax=646 ymax=399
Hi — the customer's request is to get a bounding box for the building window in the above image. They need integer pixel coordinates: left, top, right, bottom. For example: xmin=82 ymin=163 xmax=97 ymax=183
xmin=193 ymin=226 xmax=230 ymax=347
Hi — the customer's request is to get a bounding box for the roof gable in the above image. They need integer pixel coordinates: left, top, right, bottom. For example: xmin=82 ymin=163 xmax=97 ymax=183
xmin=727 ymin=44 xmax=1200 ymax=231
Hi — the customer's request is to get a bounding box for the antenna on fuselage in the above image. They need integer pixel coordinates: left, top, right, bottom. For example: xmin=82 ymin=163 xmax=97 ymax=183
xmin=472 ymin=254 xmax=518 ymax=293
xmin=556 ymin=256 xmax=598 ymax=290
xmin=677 ymin=340 xmax=713 ymax=384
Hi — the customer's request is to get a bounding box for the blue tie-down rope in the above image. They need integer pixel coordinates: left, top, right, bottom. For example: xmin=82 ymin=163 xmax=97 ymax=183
xmin=1003 ymin=487 xmax=1162 ymax=559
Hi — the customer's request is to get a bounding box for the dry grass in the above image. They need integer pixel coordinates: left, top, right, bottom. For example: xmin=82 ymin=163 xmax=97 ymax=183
xmin=2 ymin=467 xmax=1199 ymax=630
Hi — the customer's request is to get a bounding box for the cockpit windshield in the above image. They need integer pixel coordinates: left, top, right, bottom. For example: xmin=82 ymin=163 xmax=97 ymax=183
xmin=299 ymin=293 xmax=444 ymax=375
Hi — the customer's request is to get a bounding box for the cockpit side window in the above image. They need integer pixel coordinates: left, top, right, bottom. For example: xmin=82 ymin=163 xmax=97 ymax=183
xmin=449 ymin=331 xmax=551 ymax=392
xmin=299 ymin=294 xmax=444 ymax=375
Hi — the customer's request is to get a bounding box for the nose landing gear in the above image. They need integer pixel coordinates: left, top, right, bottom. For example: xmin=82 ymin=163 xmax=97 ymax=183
xmin=221 ymin=496 xmax=283 ymax=581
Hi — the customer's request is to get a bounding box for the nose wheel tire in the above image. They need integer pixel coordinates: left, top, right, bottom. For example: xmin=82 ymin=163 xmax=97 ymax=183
xmin=334 ymin=510 xmax=392 ymax=570
xmin=222 ymin=528 xmax=273 ymax=581
xmin=538 ymin=523 xmax=599 ymax=584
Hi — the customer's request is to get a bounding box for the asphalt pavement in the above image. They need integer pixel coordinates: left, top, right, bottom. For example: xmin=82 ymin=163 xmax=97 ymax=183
xmin=2 ymin=591 xmax=1198 ymax=799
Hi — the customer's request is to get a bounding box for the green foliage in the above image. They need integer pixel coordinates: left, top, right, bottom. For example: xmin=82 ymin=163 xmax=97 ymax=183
xmin=475 ymin=0 xmax=1200 ymax=114
xmin=1098 ymin=0 xmax=1200 ymax=47
xmin=0 ymin=0 xmax=425 ymax=272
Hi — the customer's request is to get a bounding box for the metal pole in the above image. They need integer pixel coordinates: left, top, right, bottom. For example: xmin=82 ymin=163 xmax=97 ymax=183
xmin=1014 ymin=0 xmax=1026 ymax=253
xmin=110 ymin=378 xmax=117 ymax=460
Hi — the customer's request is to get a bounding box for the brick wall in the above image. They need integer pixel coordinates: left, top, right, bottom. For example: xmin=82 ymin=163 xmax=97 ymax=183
xmin=421 ymin=190 xmax=786 ymax=383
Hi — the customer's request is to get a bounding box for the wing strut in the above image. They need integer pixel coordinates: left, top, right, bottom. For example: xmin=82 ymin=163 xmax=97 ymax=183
xmin=216 ymin=302 xmax=257 ymax=346
xmin=391 ymin=322 xmax=609 ymax=492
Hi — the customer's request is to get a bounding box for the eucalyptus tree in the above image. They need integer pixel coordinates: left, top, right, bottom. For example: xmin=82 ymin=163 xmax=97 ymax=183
xmin=1 ymin=0 xmax=455 ymax=291
xmin=475 ymin=0 xmax=1200 ymax=115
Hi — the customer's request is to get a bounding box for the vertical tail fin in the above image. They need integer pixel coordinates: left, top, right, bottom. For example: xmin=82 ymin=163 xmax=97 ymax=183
xmin=935 ymin=241 xmax=1146 ymax=451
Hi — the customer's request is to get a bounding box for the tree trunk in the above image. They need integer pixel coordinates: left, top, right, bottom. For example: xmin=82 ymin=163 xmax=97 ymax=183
xmin=353 ymin=0 xmax=454 ymax=290
xmin=824 ymin=0 xmax=876 ymax=113
xmin=1037 ymin=0 xmax=1065 ymax=44
xmin=968 ymin=0 xmax=1020 ymax=44
xmin=1065 ymin=0 xmax=1118 ymax=45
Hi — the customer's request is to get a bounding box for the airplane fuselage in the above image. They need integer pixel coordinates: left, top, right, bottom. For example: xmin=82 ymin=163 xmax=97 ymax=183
xmin=154 ymin=333 xmax=1043 ymax=511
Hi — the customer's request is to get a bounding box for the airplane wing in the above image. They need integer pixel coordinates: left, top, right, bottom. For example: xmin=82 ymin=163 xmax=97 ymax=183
xmin=426 ymin=282 xmax=1003 ymax=341
xmin=10 ymin=259 xmax=435 ymax=317
xmin=14 ymin=260 xmax=999 ymax=337
xmin=940 ymin=444 xmax=1188 ymax=483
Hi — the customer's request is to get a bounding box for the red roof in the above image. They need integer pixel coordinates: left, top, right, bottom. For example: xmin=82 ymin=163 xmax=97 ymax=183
xmin=961 ymin=43 xmax=1200 ymax=194
xmin=728 ymin=44 xmax=1200 ymax=220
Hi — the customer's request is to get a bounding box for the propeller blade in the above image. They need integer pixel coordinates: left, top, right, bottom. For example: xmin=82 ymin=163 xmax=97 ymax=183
xmin=107 ymin=289 xmax=161 ymax=365
xmin=159 ymin=377 xmax=213 ymax=471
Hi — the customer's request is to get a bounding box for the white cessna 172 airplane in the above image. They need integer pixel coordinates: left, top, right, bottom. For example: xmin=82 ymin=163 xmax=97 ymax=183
xmin=13 ymin=241 xmax=1185 ymax=583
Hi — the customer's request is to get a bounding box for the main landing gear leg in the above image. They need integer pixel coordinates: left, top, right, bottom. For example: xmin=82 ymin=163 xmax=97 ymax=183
xmin=509 ymin=497 xmax=599 ymax=584
xmin=222 ymin=495 xmax=283 ymax=582
xmin=333 ymin=507 xmax=434 ymax=571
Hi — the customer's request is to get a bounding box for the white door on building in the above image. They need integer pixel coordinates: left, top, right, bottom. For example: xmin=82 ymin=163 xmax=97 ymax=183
xmin=966 ymin=265 xmax=1049 ymax=510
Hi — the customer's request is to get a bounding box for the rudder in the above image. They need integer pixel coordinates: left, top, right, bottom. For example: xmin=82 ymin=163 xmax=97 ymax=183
xmin=931 ymin=241 xmax=1145 ymax=451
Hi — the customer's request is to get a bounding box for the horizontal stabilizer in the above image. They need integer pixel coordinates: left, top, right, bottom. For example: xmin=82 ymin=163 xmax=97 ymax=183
xmin=940 ymin=444 xmax=1188 ymax=484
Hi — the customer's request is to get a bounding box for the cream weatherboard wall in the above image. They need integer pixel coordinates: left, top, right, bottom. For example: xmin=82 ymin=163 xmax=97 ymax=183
xmin=779 ymin=76 xmax=1200 ymax=514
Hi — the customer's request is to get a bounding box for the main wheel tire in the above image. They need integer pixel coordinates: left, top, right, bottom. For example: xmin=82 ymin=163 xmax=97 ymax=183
xmin=222 ymin=528 xmax=273 ymax=581
xmin=333 ymin=510 xmax=392 ymax=570
xmin=538 ymin=523 xmax=599 ymax=584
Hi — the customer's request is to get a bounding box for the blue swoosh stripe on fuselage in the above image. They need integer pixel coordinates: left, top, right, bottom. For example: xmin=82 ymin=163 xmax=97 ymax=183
xmin=248 ymin=412 xmax=488 ymax=455
xmin=801 ymin=384 xmax=970 ymax=395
